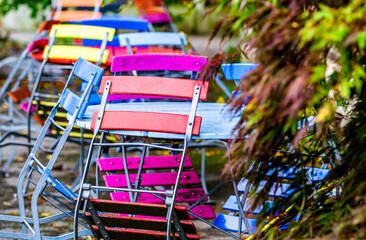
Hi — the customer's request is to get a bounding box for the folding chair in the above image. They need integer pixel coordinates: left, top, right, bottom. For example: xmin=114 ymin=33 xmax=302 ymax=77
xmin=209 ymin=63 xmax=336 ymax=238
xmin=135 ymin=0 xmax=178 ymax=32
xmin=72 ymin=54 xmax=242 ymax=239
xmin=0 ymin=57 xmax=104 ymax=239
xmin=117 ymin=32 xmax=195 ymax=56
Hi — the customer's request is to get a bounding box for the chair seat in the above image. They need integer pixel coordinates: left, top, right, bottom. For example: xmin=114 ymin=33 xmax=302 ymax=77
xmin=71 ymin=102 xmax=242 ymax=140
xmin=104 ymin=171 xmax=201 ymax=188
xmin=98 ymin=155 xmax=193 ymax=172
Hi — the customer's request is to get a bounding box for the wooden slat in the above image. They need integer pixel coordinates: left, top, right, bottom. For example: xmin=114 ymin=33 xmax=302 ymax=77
xmin=111 ymin=54 xmax=207 ymax=72
xmin=85 ymin=213 xmax=197 ymax=234
xmin=49 ymin=24 xmax=114 ymax=41
xmin=237 ymin=179 xmax=294 ymax=197
xmin=91 ymin=111 xmax=202 ymax=135
xmin=54 ymin=11 xmax=102 ymax=22
xmin=99 ymin=76 xmax=209 ymax=100
xmin=42 ymin=45 xmax=109 ymax=64
xmin=98 ymin=155 xmax=193 ymax=172
xmin=142 ymin=12 xmax=172 ymax=24
xmin=81 ymin=18 xmax=149 ymax=31
xmin=88 ymin=199 xmax=190 ymax=220
xmin=91 ymin=226 xmax=200 ymax=240
xmin=7 ymin=87 xmax=31 ymax=102
xmin=221 ymin=63 xmax=259 ymax=81
xmin=56 ymin=0 xmax=102 ymax=7
xmin=188 ymin=205 xmax=216 ymax=219
xmin=223 ymin=196 xmax=273 ymax=214
xmin=110 ymin=188 xmax=207 ymax=203
xmin=103 ymin=171 xmax=201 ymax=188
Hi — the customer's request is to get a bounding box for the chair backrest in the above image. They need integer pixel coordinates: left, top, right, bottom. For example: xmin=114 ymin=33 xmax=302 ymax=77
xmin=91 ymin=55 xmax=209 ymax=135
xmin=221 ymin=63 xmax=259 ymax=86
xmin=43 ymin=24 xmax=115 ymax=64
xmin=59 ymin=57 xmax=104 ymax=119
xmin=91 ymin=75 xmax=208 ymax=135
xmin=53 ymin=0 xmax=103 ymax=22
xmin=111 ymin=54 xmax=207 ymax=73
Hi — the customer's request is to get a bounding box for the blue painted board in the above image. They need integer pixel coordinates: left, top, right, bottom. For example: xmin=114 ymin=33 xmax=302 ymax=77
xmin=266 ymin=166 xmax=330 ymax=182
xmin=118 ymin=32 xmax=188 ymax=47
xmin=221 ymin=63 xmax=259 ymax=81
xmin=38 ymin=167 xmax=77 ymax=199
xmin=212 ymin=213 xmax=288 ymax=233
xmin=237 ymin=179 xmax=295 ymax=197
xmin=73 ymin=57 xmax=104 ymax=86
xmin=81 ymin=17 xmax=149 ymax=31
xmin=223 ymin=195 xmax=273 ymax=214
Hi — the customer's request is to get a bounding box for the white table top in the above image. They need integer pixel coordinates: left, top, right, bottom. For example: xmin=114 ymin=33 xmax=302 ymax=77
xmin=70 ymin=102 xmax=243 ymax=140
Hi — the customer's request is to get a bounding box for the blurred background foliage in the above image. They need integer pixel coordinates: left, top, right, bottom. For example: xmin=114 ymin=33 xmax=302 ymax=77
xmin=198 ymin=0 xmax=366 ymax=239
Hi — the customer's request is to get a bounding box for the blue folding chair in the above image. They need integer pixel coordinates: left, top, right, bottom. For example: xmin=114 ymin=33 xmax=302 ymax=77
xmin=211 ymin=63 xmax=336 ymax=238
xmin=0 ymin=58 xmax=104 ymax=239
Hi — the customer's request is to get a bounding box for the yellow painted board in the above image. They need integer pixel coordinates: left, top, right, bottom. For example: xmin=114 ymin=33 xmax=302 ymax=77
xmin=49 ymin=24 xmax=115 ymax=41
xmin=43 ymin=45 xmax=109 ymax=64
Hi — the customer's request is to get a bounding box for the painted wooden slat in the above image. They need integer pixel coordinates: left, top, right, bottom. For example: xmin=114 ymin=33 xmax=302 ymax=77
xmin=42 ymin=45 xmax=109 ymax=64
xmin=237 ymin=179 xmax=294 ymax=197
xmin=213 ymin=214 xmax=288 ymax=233
xmin=91 ymin=226 xmax=200 ymax=240
xmin=188 ymin=205 xmax=216 ymax=219
xmin=111 ymin=188 xmax=207 ymax=203
xmin=212 ymin=214 xmax=257 ymax=233
xmin=91 ymin=111 xmax=202 ymax=135
xmin=81 ymin=17 xmax=149 ymax=31
xmin=56 ymin=0 xmax=102 ymax=7
xmin=221 ymin=63 xmax=259 ymax=81
xmin=103 ymin=171 xmax=201 ymax=188
xmin=142 ymin=13 xmax=172 ymax=24
xmin=88 ymin=198 xmax=190 ymax=219
xmin=7 ymin=87 xmax=31 ymax=102
xmin=54 ymin=11 xmax=103 ymax=22
xmin=99 ymin=76 xmax=209 ymax=100
xmin=111 ymin=54 xmax=207 ymax=72
xmin=223 ymin=195 xmax=273 ymax=214
xmin=266 ymin=166 xmax=330 ymax=182
xmin=37 ymin=20 xmax=60 ymax=34
xmin=73 ymin=57 xmax=104 ymax=85
xmin=98 ymin=155 xmax=193 ymax=172
xmin=118 ymin=32 xmax=187 ymax=47
xmin=49 ymin=24 xmax=115 ymax=41
xmin=85 ymin=213 xmax=197 ymax=234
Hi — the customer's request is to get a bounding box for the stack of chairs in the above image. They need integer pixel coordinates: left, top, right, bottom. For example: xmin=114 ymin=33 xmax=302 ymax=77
xmin=0 ymin=2 xmax=292 ymax=240
xmin=0 ymin=58 xmax=105 ymax=239
xmin=72 ymin=53 xmax=242 ymax=239
xmin=135 ymin=0 xmax=179 ymax=32
xmin=0 ymin=9 xmax=156 ymax=173
xmin=209 ymin=63 xmax=336 ymax=238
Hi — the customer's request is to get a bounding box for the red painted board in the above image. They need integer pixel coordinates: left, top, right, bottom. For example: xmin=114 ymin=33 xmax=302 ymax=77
xmin=103 ymin=171 xmax=201 ymax=188
xmin=99 ymin=76 xmax=209 ymax=100
xmin=98 ymin=155 xmax=193 ymax=172
xmin=91 ymin=226 xmax=200 ymax=240
xmin=91 ymin=111 xmax=202 ymax=136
